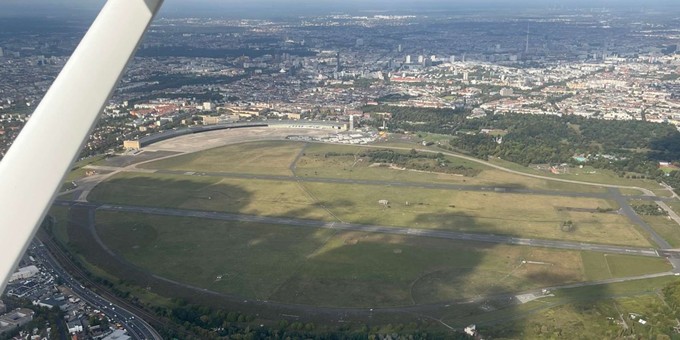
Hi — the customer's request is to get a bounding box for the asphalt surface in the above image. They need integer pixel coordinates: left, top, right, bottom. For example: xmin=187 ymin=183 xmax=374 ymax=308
xmin=63 ymin=201 xmax=656 ymax=258
xmin=68 ymin=140 xmax=680 ymax=271
xmin=609 ymin=188 xmax=671 ymax=249
xmin=132 ymin=169 xmax=675 ymax=203
xmin=46 ymin=137 xmax=680 ymax=325
xmin=32 ymin=239 xmax=161 ymax=340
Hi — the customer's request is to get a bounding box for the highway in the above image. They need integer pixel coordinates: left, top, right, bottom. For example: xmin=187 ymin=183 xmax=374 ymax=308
xmin=32 ymin=237 xmax=162 ymax=340
xmin=68 ymin=201 xmax=659 ymax=258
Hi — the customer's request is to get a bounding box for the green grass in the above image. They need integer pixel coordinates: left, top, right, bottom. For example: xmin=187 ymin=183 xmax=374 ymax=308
xmin=89 ymin=172 xmax=223 ymax=208
xmin=139 ymin=140 xmax=303 ymax=175
xmin=48 ymin=206 xmax=70 ymax=245
xmin=96 ymin=211 xmax=335 ymax=302
xmin=93 ymin=211 xmax=672 ymax=309
xmin=582 ymin=252 xmax=613 ymax=281
xmin=298 ymin=143 xmax=606 ymax=193
xmin=640 ymin=215 xmax=680 ymax=248
xmin=620 ymin=188 xmax=645 ymax=196
xmin=89 ymin=172 xmax=331 ymax=220
xmin=488 ymin=159 xmax=661 ymax=190
xmin=667 ymin=200 xmax=680 ymax=216
xmin=651 ymin=189 xmax=675 ymax=198
xmin=297 ymin=143 xmax=489 ymax=184
xmin=604 ymin=254 xmax=672 ymax=277
xmin=93 ymin=212 xmax=667 ymax=308
xmin=89 ymin=170 xmax=650 ymax=247
xmin=66 ymin=137 xmax=680 ymax=330
xmin=446 ymin=276 xmax=680 ymax=338
xmin=301 ymin=181 xmax=649 ymax=247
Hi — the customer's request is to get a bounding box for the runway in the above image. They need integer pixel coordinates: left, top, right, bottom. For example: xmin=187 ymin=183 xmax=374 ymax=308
xmin=55 ymin=201 xmax=661 ymax=258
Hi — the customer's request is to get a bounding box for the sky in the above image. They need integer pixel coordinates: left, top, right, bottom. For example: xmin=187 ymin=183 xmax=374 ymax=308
xmin=1 ymin=0 xmax=679 ymax=18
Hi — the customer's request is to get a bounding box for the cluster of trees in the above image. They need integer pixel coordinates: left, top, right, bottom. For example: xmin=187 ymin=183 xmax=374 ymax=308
xmin=632 ymin=204 xmax=667 ymax=216
xmin=0 ymin=296 xmax=65 ymax=339
xmin=663 ymin=281 xmax=680 ymax=313
xmin=324 ymin=149 xmax=480 ymax=176
xmin=161 ymin=302 xmax=461 ymax=339
xmin=376 ymin=93 xmax=418 ymax=102
xmin=450 ymin=115 xmax=578 ymax=165
xmin=371 ymin=105 xmax=680 ymax=188
xmin=363 ymin=105 xmax=468 ymax=134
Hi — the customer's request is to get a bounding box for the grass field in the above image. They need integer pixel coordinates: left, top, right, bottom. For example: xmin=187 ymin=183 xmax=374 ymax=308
xmin=297 ymin=143 xmax=606 ymax=193
xmin=582 ymin=252 xmax=672 ymax=280
xmin=82 ymin=140 xmax=675 ymax=309
xmin=89 ymin=171 xmax=650 ymax=246
xmin=488 ymin=158 xmax=662 ymax=190
xmin=89 ymin=172 xmax=332 ymax=221
xmin=139 ymin=141 xmax=304 ymax=176
xmin=667 ymin=200 xmax=680 ymax=217
xmin=93 ymin=212 xmax=670 ymax=308
xmin=302 ymin=182 xmax=649 ymax=246
xmin=48 ymin=206 xmax=71 ymax=245
xmin=472 ymin=276 xmax=680 ymax=338
xmin=640 ymin=215 xmax=680 ymax=248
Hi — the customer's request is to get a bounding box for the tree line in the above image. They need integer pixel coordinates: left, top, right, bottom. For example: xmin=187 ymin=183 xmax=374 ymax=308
xmin=367 ymin=105 xmax=680 ymax=188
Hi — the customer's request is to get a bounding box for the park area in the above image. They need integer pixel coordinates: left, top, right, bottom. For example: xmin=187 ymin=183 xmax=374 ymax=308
xmin=89 ymin=212 xmax=670 ymax=308
xmin=62 ymin=139 xmax=677 ymax=310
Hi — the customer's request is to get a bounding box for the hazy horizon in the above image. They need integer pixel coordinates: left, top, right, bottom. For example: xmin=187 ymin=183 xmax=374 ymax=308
xmin=1 ymin=0 xmax=680 ymax=19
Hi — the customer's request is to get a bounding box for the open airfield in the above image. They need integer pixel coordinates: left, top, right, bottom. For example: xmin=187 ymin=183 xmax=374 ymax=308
xmin=55 ymin=127 xmax=680 ymax=331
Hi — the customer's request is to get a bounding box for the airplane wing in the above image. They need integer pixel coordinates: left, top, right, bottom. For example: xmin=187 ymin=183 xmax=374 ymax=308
xmin=0 ymin=0 xmax=164 ymax=293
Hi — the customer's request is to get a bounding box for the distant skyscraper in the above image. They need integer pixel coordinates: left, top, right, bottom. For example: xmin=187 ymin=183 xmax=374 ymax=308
xmin=349 ymin=115 xmax=354 ymax=130
xmin=405 ymin=55 xmax=411 ymax=64
xmin=430 ymin=55 xmax=436 ymax=61
xmin=0 ymin=47 xmax=4 ymax=58
xmin=397 ymin=44 xmax=402 ymax=53
xmin=417 ymin=55 xmax=424 ymax=63
xmin=449 ymin=55 xmax=455 ymax=63
xmin=463 ymin=72 xmax=469 ymax=81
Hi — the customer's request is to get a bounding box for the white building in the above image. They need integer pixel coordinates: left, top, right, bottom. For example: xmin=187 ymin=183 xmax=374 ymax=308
xmin=102 ymin=329 xmax=131 ymax=340
xmin=500 ymin=88 xmax=514 ymax=96
xmin=202 ymin=102 xmax=214 ymax=111
xmin=9 ymin=265 xmax=39 ymax=282
xmin=67 ymin=320 xmax=83 ymax=334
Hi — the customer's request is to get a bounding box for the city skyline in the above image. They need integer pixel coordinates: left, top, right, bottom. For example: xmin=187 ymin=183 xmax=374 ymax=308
xmin=2 ymin=0 xmax=680 ymax=18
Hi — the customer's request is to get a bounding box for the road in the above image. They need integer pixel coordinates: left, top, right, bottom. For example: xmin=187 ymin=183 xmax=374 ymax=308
xmin=32 ymin=237 xmax=162 ymax=340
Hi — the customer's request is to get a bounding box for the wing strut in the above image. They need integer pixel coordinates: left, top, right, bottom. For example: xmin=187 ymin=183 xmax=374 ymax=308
xmin=0 ymin=0 xmax=164 ymax=293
